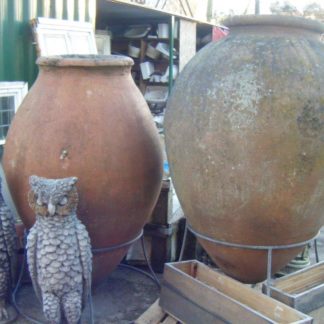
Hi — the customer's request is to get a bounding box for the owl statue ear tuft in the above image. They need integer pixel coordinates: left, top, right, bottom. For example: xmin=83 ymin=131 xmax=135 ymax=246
xmin=28 ymin=190 xmax=36 ymax=209
xmin=69 ymin=177 xmax=78 ymax=185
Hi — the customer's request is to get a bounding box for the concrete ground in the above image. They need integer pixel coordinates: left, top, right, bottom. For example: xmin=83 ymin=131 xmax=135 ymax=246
xmin=12 ymin=227 xmax=324 ymax=323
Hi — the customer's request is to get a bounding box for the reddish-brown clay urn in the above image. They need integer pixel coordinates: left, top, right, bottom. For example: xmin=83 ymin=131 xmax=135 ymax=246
xmin=3 ymin=55 xmax=163 ymax=284
xmin=165 ymin=15 xmax=324 ymax=283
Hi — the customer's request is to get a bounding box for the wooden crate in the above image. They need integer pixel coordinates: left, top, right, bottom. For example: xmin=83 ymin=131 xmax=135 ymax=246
xmin=263 ymin=261 xmax=324 ymax=313
xmin=160 ymin=260 xmax=312 ymax=324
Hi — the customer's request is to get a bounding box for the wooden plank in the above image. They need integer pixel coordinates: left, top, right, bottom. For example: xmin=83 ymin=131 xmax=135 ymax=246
xmin=195 ymin=262 xmax=306 ymax=323
xmin=179 ymin=19 xmax=196 ymax=72
xmin=266 ymin=287 xmax=295 ymax=309
xmin=160 ymin=284 xmax=226 ymax=324
xmin=135 ymin=299 xmax=165 ymax=324
xmin=275 ymin=271 xmax=324 ymax=292
xmin=272 ymin=262 xmax=324 ymax=290
xmin=160 ymin=261 xmax=312 ymax=324
xmin=274 ymin=266 xmax=324 ymax=293
xmin=162 ymin=264 xmax=280 ymax=323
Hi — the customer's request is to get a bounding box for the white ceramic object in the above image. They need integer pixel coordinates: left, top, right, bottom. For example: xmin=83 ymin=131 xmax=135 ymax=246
xmin=95 ymin=30 xmax=111 ymax=55
xmin=160 ymin=65 xmax=178 ymax=83
xmin=158 ymin=23 xmax=169 ymax=38
xmin=140 ymin=61 xmax=155 ymax=80
xmin=156 ymin=42 xmax=177 ymax=59
xmin=149 ymin=74 xmax=161 ymax=83
xmin=144 ymin=86 xmax=168 ymax=104
xmin=124 ymin=25 xmax=151 ymax=38
xmin=128 ymin=43 xmax=140 ymax=58
xmin=146 ymin=44 xmax=160 ymax=59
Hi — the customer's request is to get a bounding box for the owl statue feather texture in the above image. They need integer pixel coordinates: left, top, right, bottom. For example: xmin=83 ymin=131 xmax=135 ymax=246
xmin=27 ymin=175 xmax=92 ymax=324
xmin=0 ymin=177 xmax=17 ymax=323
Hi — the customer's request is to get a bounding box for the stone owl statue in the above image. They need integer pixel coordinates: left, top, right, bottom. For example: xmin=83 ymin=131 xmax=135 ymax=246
xmin=27 ymin=175 xmax=92 ymax=324
xmin=0 ymin=177 xmax=17 ymax=323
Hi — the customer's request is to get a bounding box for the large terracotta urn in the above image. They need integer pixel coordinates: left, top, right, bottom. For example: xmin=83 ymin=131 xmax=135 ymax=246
xmin=3 ymin=55 xmax=163 ymax=284
xmin=165 ymin=16 xmax=324 ymax=283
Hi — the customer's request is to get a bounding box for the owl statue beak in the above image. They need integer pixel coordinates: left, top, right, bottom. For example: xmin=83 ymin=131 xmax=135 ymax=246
xmin=48 ymin=202 xmax=56 ymax=216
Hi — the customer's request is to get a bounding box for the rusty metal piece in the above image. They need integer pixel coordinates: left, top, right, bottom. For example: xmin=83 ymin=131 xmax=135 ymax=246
xmin=3 ymin=55 xmax=163 ymax=284
xmin=165 ymin=15 xmax=324 ymax=283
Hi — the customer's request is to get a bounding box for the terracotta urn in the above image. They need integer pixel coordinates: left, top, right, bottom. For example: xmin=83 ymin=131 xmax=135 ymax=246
xmin=3 ymin=55 xmax=163 ymax=284
xmin=165 ymin=16 xmax=324 ymax=283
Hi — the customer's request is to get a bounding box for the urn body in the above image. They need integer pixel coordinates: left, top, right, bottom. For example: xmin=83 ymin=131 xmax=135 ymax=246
xmin=165 ymin=16 xmax=324 ymax=283
xmin=3 ymin=55 xmax=163 ymax=283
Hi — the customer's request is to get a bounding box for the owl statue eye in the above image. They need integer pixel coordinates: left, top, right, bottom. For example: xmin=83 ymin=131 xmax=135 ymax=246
xmin=59 ymin=196 xmax=68 ymax=206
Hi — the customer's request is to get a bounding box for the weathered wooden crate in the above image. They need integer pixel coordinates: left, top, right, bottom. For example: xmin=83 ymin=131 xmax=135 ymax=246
xmin=160 ymin=260 xmax=312 ymax=324
xmin=263 ymin=261 xmax=324 ymax=313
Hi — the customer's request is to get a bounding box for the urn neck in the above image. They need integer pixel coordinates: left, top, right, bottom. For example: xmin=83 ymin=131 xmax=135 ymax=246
xmin=224 ymin=15 xmax=324 ymax=39
xmin=37 ymin=55 xmax=133 ymax=76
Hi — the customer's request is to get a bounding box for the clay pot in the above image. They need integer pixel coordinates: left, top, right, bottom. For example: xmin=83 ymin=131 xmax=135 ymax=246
xmin=3 ymin=55 xmax=163 ymax=284
xmin=165 ymin=16 xmax=324 ymax=283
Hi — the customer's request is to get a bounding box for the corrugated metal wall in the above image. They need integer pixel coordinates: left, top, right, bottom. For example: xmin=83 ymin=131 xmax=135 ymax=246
xmin=0 ymin=0 xmax=96 ymax=86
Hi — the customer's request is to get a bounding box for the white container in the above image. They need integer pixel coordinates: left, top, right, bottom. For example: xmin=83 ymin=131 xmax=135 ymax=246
xmin=149 ymin=74 xmax=161 ymax=83
xmin=158 ymin=23 xmax=169 ymax=38
xmin=160 ymin=65 xmax=178 ymax=83
xmin=128 ymin=43 xmax=140 ymax=58
xmin=140 ymin=61 xmax=155 ymax=80
xmin=146 ymin=44 xmax=160 ymax=59
xmin=156 ymin=42 xmax=177 ymax=59
xmin=95 ymin=30 xmax=111 ymax=55
xmin=144 ymin=86 xmax=168 ymax=105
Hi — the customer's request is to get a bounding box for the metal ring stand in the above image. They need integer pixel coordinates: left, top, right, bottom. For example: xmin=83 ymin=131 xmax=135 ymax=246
xmin=91 ymin=229 xmax=144 ymax=254
xmin=91 ymin=229 xmax=160 ymax=288
xmin=182 ymin=222 xmax=319 ymax=296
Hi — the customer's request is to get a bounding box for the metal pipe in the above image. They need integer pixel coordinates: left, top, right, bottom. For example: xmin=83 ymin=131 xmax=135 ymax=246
xmin=168 ymin=15 xmax=175 ymax=93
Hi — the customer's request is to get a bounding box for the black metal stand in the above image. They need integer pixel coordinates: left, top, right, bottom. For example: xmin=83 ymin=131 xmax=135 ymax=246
xmin=180 ymin=221 xmax=319 ymax=296
xmin=91 ymin=229 xmax=144 ymax=254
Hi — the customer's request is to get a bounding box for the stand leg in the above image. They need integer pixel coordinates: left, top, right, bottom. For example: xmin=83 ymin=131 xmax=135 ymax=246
xmin=314 ymin=239 xmax=320 ymax=263
xmin=266 ymin=248 xmax=273 ymax=296
xmin=178 ymin=221 xmax=188 ymax=261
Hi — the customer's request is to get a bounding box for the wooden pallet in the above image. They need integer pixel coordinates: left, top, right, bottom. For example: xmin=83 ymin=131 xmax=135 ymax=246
xmin=135 ymin=299 xmax=181 ymax=324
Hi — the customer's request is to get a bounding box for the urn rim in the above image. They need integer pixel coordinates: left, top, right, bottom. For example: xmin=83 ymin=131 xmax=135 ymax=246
xmin=37 ymin=55 xmax=134 ymax=67
xmin=224 ymin=15 xmax=324 ymax=34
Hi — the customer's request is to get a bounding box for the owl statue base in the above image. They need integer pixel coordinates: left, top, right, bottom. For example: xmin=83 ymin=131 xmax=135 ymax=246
xmin=26 ymin=176 xmax=92 ymax=324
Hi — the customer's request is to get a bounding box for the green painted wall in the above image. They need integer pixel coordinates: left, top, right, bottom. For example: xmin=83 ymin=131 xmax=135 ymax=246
xmin=0 ymin=0 xmax=96 ymax=86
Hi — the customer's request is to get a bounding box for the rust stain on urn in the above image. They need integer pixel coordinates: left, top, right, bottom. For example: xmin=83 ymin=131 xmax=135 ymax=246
xmin=165 ymin=15 xmax=324 ymax=283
